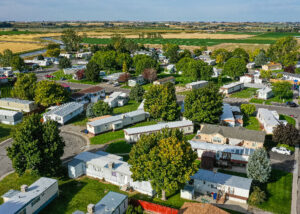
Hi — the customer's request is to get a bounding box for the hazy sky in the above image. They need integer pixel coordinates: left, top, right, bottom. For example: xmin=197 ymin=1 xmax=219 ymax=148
xmin=0 ymin=0 xmax=300 ymax=22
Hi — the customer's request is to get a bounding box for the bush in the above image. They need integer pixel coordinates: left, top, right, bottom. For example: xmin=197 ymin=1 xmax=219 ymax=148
xmin=126 ymin=205 xmax=143 ymax=214
xmin=248 ymin=186 xmax=266 ymax=205
xmin=241 ymin=104 xmax=256 ymax=116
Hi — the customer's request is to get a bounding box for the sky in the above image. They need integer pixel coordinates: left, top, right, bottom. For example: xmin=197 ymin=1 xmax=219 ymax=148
xmin=0 ymin=0 xmax=300 ymax=22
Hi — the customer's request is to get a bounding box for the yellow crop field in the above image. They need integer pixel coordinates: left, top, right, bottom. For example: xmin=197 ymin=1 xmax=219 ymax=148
xmin=0 ymin=33 xmax=61 ymax=42
xmin=0 ymin=42 xmax=45 ymax=53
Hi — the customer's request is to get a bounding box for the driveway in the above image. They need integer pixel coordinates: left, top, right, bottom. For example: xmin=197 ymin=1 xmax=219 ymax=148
xmin=269 ymin=151 xmax=295 ymax=173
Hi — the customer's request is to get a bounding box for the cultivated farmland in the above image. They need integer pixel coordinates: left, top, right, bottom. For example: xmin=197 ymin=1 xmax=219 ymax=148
xmin=0 ymin=42 xmax=44 ymax=53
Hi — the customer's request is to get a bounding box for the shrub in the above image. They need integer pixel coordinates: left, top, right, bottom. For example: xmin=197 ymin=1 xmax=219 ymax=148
xmin=248 ymin=186 xmax=266 ymax=205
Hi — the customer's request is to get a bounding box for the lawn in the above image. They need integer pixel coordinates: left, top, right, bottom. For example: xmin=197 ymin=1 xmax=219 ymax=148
xmin=184 ymin=134 xmax=196 ymax=141
xmin=68 ymin=79 xmax=100 ymax=85
xmin=243 ymin=116 xmax=261 ymax=131
xmin=67 ymin=113 xmax=88 ymax=126
xmin=249 ymin=96 xmax=292 ymax=105
xmin=113 ymin=100 xmax=140 ymax=114
xmin=0 ymin=84 xmax=13 ymax=98
xmin=279 ymin=114 xmax=296 ymax=126
xmin=52 ymin=70 xmax=72 ymax=80
xmin=230 ymin=88 xmax=258 ymax=99
xmin=105 ymin=140 xmax=132 ymax=154
xmin=0 ymin=123 xmax=16 ymax=142
xmin=257 ymin=169 xmax=292 ymax=214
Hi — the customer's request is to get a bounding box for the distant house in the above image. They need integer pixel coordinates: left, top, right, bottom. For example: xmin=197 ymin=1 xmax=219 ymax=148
xmin=166 ymin=64 xmax=176 ymax=73
xmin=280 ymin=72 xmax=300 ymax=82
xmin=63 ymin=65 xmax=86 ymax=75
xmin=246 ymin=62 xmax=256 ymax=69
xmin=68 ymin=151 xmax=155 ymax=196
xmin=186 ymin=81 xmax=208 ymax=90
xmin=0 ymin=110 xmax=22 ymax=125
xmin=219 ymin=82 xmax=244 ymax=95
xmin=189 ymin=141 xmax=255 ymax=166
xmin=262 ymin=62 xmax=282 ymax=71
xmin=104 ymin=92 xmax=129 ymax=108
xmin=240 ymin=74 xmax=263 ymax=84
xmin=43 ymin=102 xmax=84 ymax=125
xmin=179 ymin=202 xmax=229 ymax=214
xmin=220 ymin=103 xmax=243 ymax=127
xmin=194 ymin=124 xmax=266 ymax=149
xmin=0 ymin=67 xmax=13 ymax=77
xmin=212 ymin=67 xmax=222 ymax=77
xmin=128 ymin=75 xmax=145 ymax=87
xmin=0 ymin=98 xmax=37 ymax=112
xmin=196 ymin=55 xmax=216 ymax=65
xmin=24 ymin=58 xmax=52 ymax=67
xmin=71 ymin=86 xmax=105 ymax=104
xmin=73 ymin=191 xmax=128 ymax=214
xmin=0 ymin=177 xmax=58 ymax=214
xmin=75 ymin=52 xmax=92 ymax=59
xmin=187 ymin=169 xmax=252 ymax=204
xmin=124 ymin=120 xmax=194 ymax=143
xmin=257 ymin=108 xmax=287 ymax=134
xmin=153 ymin=76 xmax=175 ymax=85
xmin=73 ymin=69 xmax=85 ymax=80
xmin=59 ymin=53 xmax=72 ymax=59
xmin=257 ymin=87 xmax=273 ymax=100
xmin=87 ymin=110 xmax=149 ymax=135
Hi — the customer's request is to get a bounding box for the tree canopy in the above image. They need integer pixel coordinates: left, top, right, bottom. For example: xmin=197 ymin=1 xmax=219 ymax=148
xmin=61 ymin=29 xmax=82 ymax=52
xmin=91 ymin=100 xmax=113 ymax=117
xmin=11 ymin=73 xmax=37 ymax=100
xmin=7 ymin=114 xmax=65 ymax=176
xmin=11 ymin=56 xmax=25 ymax=71
xmin=0 ymin=49 xmax=13 ymax=67
xmin=254 ymin=50 xmax=268 ymax=67
xmin=273 ymin=123 xmax=300 ymax=146
xmin=162 ymin=44 xmax=180 ymax=63
xmin=241 ymin=104 xmax=256 ymax=116
xmin=183 ymin=85 xmax=223 ymax=124
xmin=85 ymin=61 xmax=100 ymax=82
xmin=211 ymin=49 xmax=231 ymax=65
xmin=223 ymin=58 xmax=247 ymax=79
xmin=272 ymin=81 xmax=293 ymax=99
xmin=130 ymin=84 xmax=145 ymax=102
xmin=133 ymin=54 xmax=158 ymax=75
xmin=59 ymin=57 xmax=72 ymax=69
xmin=144 ymin=83 xmax=180 ymax=121
xmin=232 ymin=48 xmax=249 ymax=62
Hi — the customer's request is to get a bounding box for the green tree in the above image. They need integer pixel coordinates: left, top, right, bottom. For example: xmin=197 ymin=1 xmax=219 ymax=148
xmin=162 ymin=44 xmax=180 ymax=63
xmin=133 ymin=54 xmax=158 ymax=75
xmin=211 ymin=49 xmax=231 ymax=65
xmin=272 ymin=81 xmax=293 ymax=99
xmin=130 ymin=85 xmax=145 ymax=102
xmin=47 ymin=43 xmax=60 ymax=50
xmin=193 ymin=48 xmax=203 ymax=56
xmin=7 ymin=114 xmax=65 ymax=176
xmin=223 ymin=58 xmax=247 ymax=79
xmin=249 ymin=48 xmax=261 ymax=62
xmin=110 ymin=34 xmax=127 ymax=52
xmin=255 ymin=50 xmax=268 ymax=67
xmin=175 ymin=57 xmax=193 ymax=72
xmin=92 ymin=100 xmax=113 ymax=117
xmin=241 ymin=104 xmax=256 ymax=116
xmin=11 ymin=73 xmax=37 ymax=100
xmin=85 ymin=61 xmax=99 ymax=82
xmin=34 ymin=80 xmax=70 ymax=107
xmin=59 ymin=57 xmax=72 ymax=69
xmin=92 ymin=50 xmax=117 ymax=70
xmin=0 ymin=49 xmax=13 ymax=67
xmin=144 ymin=83 xmax=180 ymax=121
xmin=86 ymin=103 xmax=95 ymax=118
xmin=128 ymin=129 xmax=197 ymax=200
xmin=37 ymin=55 xmax=44 ymax=60
xmin=61 ymin=29 xmax=82 ymax=52
xmin=273 ymin=123 xmax=300 ymax=146
xmin=246 ymin=148 xmax=271 ymax=183
xmin=183 ymin=85 xmax=223 ymax=124
xmin=178 ymin=49 xmax=192 ymax=60
xmin=232 ymin=48 xmax=249 ymax=62
xmin=184 ymin=59 xmax=213 ymax=81
xmin=260 ymin=70 xmax=272 ymax=79
xmin=116 ymin=52 xmax=132 ymax=70
xmin=11 ymin=56 xmax=25 ymax=71
xmin=46 ymin=48 xmax=60 ymax=58
xmin=122 ymin=61 xmax=128 ymax=73
xmin=248 ymin=186 xmax=266 ymax=205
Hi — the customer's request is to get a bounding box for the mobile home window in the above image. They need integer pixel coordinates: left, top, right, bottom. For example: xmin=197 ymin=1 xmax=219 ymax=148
xmin=31 ymin=196 xmax=40 ymax=207
xmin=112 ymin=172 xmax=117 ymax=177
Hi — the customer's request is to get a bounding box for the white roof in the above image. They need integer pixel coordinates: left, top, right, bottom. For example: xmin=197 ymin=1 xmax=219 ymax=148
xmin=88 ymin=110 xmax=146 ymax=127
xmin=0 ymin=177 xmax=57 ymax=214
xmin=221 ymin=82 xmax=243 ymax=89
xmin=257 ymin=108 xmax=280 ymax=126
xmin=0 ymin=98 xmax=34 ymax=105
xmin=124 ymin=120 xmax=193 ymax=135
xmin=104 ymin=92 xmax=124 ymax=103
xmin=94 ymin=191 xmax=128 ymax=214
xmin=0 ymin=109 xmax=21 ymax=117
xmin=258 ymin=87 xmax=272 ymax=94
xmin=221 ymin=103 xmax=234 ymax=121
xmin=44 ymin=102 xmax=83 ymax=117
xmin=186 ymin=80 xmax=208 ymax=87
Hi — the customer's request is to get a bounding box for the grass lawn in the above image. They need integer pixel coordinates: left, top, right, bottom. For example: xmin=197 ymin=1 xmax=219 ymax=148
xmin=52 ymin=70 xmax=72 ymax=80
xmin=279 ymin=114 xmax=296 ymax=126
xmin=249 ymin=98 xmax=265 ymax=104
xmin=250 ymin=96 xmax=293 ymax=105
xmin=257 ymin=169 xmax=292 ymax=214
xmin=276 ymin=143 xmax=295 ymax=153
xmin=230 ymin=88 xmax=258 ymax=99
xmin=105 ymin=140 xmax=132 ymax=154
xmin=0 ymin=123 xmax=15 ymax=142
xmin=67 ymin=113 xmax=88 ymax=126
xmin=184 ymin=134 xmax=196 ymax=141
xmin=142 ymin=83 xmax=153 ymax=91
xmin=113 ymin=100 xmax=140 ymax=114
xmin=0 ymin=84 xmax=13 ymax=98
xmin=68 ymin=79 xmax=100 ymax=85
xmin=243 ymin=116 xmax=261 ymax=131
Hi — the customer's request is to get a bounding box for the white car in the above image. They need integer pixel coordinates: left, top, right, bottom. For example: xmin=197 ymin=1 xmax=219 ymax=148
xmin=271 ymin=147 xmax=291 ymax=155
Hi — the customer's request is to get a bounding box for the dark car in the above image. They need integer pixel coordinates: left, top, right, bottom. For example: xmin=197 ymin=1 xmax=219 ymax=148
xmin=286 ymin=101 xmax=298 ymax=107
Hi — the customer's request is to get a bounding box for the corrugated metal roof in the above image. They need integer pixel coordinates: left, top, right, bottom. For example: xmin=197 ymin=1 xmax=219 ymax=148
xmin=192 ymin=169 xmax=252 ymax=190
xmin=0 ymin=98 xmax=34 ymax=105
xmin=221 ymin=82 xmax=243 ymax=89
xmin=94 ymin=191 xmax=128 ymax=214
xmin=257 ymin=108 xmax=280 ymax=126
xmin=186 ymin=80 xmax=208 ymax=87
xmin=220 ymin=103 xmax=234 ymax=121
xmin=44 ymin=102 xmax=84 ymax=117
xmin=124 ymin=120 xmax=193 ymax=135
xmin=0 ymin=109 xmax=21 ymax=117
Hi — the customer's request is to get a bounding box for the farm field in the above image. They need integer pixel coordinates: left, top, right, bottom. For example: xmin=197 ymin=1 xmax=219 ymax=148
xmin=0 ymin=31 xmax=41 ymax=36
xmin=0 ymin=42 xmax=44 ymax=54
xmin=0 ymin=32 xmax=60 ymax=42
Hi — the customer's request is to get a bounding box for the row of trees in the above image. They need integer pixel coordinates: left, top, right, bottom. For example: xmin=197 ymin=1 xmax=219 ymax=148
xmin=0 ymin=49 xmax=25 ymax=71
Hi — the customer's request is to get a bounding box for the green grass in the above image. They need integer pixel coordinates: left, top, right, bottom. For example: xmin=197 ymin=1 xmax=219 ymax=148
xmin=230 ymin=88 xmax=258 ymax=99
xmin=0 ymin=84 xmax=13 ymax=98
xmin=131 ymin=120 xmax=157 ymax=128
xmin=68 ymin=79 xmax=100 ymax=85
xmin=0 ymin=123 xmax=16 ymax=142
xmin=52 ymin=70 xmax=72 ymax=80
xmin=184 ymin=134 xmax=196 ymax=141
xmin=67 ymin=113 xmax=88 ymax=126
xmin=105 ymin=140 xmax=132 ymax=154
xmin=249 ymin=96 xmax=292 ymax=105
xmin=90 ymin=130 xmax=124 ymax=145
xmin=113 ymin=100 xmax=140 ymax=114
xmin=243 ymin=116 xmax=261 ymax=131
xmin=251 ymin=32 xmax=300 ymax=40
xmin=256 ymin=169 xmax=292 ymax=214
xmin=250 ymin=98 xmax=265 ymax=104
xmin=279 ymin=114 xmax=296 ymax=126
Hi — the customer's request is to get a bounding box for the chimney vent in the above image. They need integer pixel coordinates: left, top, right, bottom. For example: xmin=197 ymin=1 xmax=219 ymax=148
xmin=108 ymin=162 xmax=115 ymax=169
xmin=21 ymin=185 xmax=28 ymax=193
xmin=87 ymin=204 xmax=95 ymax=214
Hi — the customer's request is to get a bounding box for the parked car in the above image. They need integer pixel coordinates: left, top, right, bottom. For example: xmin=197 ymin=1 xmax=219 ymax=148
xmin=271 ymin=147 xmax=291 ymax=155
xmin=286 ymin=101 xmax=297 ymax=107
xmin=113 ymin=82 xmax=120 ymax=87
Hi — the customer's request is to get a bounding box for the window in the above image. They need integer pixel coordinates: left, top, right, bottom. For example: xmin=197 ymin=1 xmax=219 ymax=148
xmin=31 ymin=196 xmax=40 ymax=207
xmin=112 ymin=172 xmax=117 ymax=177
xmin=211 ymin=184 xmax=217 ymax=189
xmin=17 ymin=208 xmax=26 ymax=214
xmin=212 ymin=137 xmax=222 ymax=143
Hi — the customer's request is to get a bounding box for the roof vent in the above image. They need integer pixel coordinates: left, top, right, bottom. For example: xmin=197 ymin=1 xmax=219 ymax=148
xmin=21 ymin=185 xmax=28 ymax=193
xmin=87 ymin=204 xmax=95 ymax=214
xmin=108 ymin=162 xmax=115 ymax=169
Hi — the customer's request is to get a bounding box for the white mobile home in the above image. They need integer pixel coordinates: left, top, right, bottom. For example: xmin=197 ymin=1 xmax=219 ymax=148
xmin=128 ymin=75 xmax=145 ymax=87
xmin=124 ymin=120 xmax=194 ymax=143
xmin=104 ymin=92 xmax=129 ymax=108
xmin=68 ymin=151 xmax=155 ymax=196
xmin=186 ymin=81 xmax=208 ymax=90
xmin=43 ymin=102 xmax=84 ymax=125
xmin=75 ymin=52 xmax=92 ymax=59
xmin=0 ymin=177 xmax=58 ymax=214
xmin=0 ymin=98 xmax=37 ymax=112
xmin=71 ymin=86 xmax=105 ymax=104
xmin=87 ymin=110 xmax=149 ymax=135
xmin=220 ymin=82 xmax=244 ymax=95
xmin=0 ymin=110 xmax=22 ymax=125
xmin=257 ymin=108 xmax=286 ymax=134
xmin=257 ymin=87 xmax=273 ymax=100
xmin=190 ymin=169 xmax=252 ymax=203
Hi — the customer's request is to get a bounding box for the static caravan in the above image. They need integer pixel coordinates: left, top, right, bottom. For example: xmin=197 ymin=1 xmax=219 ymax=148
xmin=257 ymin=87 xmax=273 ymax=100
xmin=124 ymin=120 xmax=194 ymax=143
xmin=0 ymin=98 xmax=37 ymax=113
xmin=186 ymin=81 xmax=208 ymax=90
xmin=104 ymin=92 xmax=129 ymax=108
xmin=0 ymin=110 xmax=22 ymax=125
xmin=43 ymin=102 xmax=84 ymax=125
xmin=219 ymin=82 xmax=244 ymax=95
xmin=256 ymin=108 xmax=286 ymax=134
xmin=0 ymin=177 xmax=58 ymax=214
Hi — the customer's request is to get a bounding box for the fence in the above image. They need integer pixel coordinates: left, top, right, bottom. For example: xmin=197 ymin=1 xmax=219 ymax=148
xmin=131 ymin=199 xmax=179 ymax=214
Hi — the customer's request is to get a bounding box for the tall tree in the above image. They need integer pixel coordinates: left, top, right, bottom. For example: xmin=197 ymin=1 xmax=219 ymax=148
xmin=211 ymin=49 xmax=231 ymax=65
xmin=35 ymin=80 xmax=70 ymax=107
xmin=85 ymin=61 xmax=99 ymax=82
xmin=246 ymin=148 xmax=271 ymax=183
xmin=144 ymin=83 xmax=180 ymax=121
xmin=46 ymin=48 xmax=60 ymax=58
xmin=249 ymin=48 xmax=261 ymax=62
xmin=92 ymin=50 xmax=117 ymax=70
xmin=273 ymin=123 xmax=300 ymax=146
xmin=130 ymin=85 xmax=145 ymax=102
xmin=232 ymin=48 xmax=249 ymax=62
xmin=11 ymin=73 xmax=37 ymax=100
xmin=184 ymin=85 xmax=223 ymax=124
xmin=7 ymin=114 xmax=65 ymax=176
xmin=162 ymin=44 xmax=180 ymax=63
xmin=272 ymin=81 xmax=293 ymax=99
xmin=129 ymin=129 xmax=197 ymax=200
xmin=59 ymin=57 xmax=72 ymax=69
xmin=241 ymin=104 xmax=256 ymax=116
xmin=255 ymin=50 xmax=268 ymax=67
xmin=11 ymin=56 xmax=25 ymax=71
xmin=116 ymin=52 xmax=132 ymax=70
xmin=61 ymin=29 xmax=82 ymax=52
xmin=223 ymin=58 xmax=247 ymax=79
xmin=0 ymin=49 xmax=13 ymax=67
xmin=142 ymin=68 xmax=157 ymax=83
xmin=92 ymin=100 xmax=113 ymax=117
xmin=133 ymin=55 xmax=158 ymax=75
